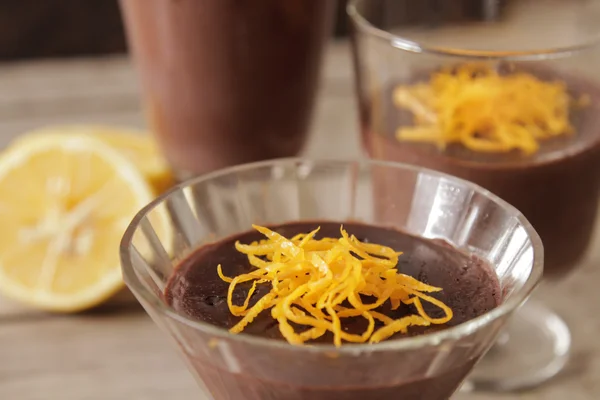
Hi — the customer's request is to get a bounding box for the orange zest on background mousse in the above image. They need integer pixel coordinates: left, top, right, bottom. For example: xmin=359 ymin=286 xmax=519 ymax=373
xmin=393 ymin=63 xmax=589 ymax=154
xmin=216 ymin=225 xmax=453 ymax=347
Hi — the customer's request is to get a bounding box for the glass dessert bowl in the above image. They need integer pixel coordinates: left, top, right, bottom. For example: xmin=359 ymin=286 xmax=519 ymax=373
xmin=348 ymin=0 xmax=600 ymax=390
xmin=120 ymin=159 xmax=542 ymax=400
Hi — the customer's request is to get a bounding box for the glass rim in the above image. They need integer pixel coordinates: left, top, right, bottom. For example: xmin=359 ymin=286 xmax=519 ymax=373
xmin=120 ymin=157 xmax=543 ymax=355
xmin=347 ymin=0 xmax=600 ymax=61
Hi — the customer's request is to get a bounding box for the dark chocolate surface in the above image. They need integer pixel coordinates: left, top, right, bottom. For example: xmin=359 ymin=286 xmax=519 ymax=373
xmin=166 ymin=221 xmax=501 ymax=343
xmin=164 ymin=221 xmax=501 ymax=400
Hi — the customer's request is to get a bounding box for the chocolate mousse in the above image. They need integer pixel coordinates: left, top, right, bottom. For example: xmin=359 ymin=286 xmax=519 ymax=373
xmin=362 ymin=63 xmax=600 ymax=277
xmin=165 ymin=221 xmax=501 ymax=400
xmin=119 ymin=0 xmax=334 ymax=177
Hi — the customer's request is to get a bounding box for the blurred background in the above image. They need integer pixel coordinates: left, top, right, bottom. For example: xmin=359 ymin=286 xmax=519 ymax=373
xmin=0 ymin=0 xmax=512 ymax=61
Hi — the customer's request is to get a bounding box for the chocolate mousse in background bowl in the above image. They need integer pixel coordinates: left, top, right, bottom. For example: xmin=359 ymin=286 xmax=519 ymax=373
xmin=349 ymin=0 xmax=600 ymax=392
xmin=120 ymin=159 xmax=542 ymax=400
xmin=118 ymin=0 xmax=335 ymax=179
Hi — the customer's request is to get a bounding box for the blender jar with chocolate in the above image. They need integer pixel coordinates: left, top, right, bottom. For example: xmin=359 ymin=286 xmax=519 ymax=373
xmin=349 ymin=0 xmax=600 ymax=391
xmin=119 ymin=0 xmax=334 ymax=178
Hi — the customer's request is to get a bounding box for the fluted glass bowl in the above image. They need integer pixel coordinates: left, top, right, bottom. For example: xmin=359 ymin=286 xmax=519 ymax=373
xmin=120 ymin=158 xmax=543 ymax=400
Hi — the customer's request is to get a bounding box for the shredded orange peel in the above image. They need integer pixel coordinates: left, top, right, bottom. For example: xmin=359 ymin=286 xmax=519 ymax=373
xmin=393 ymin=63 xmax=588 ymax=154
xmin=217 ymin=225 xmax=453 ymax=347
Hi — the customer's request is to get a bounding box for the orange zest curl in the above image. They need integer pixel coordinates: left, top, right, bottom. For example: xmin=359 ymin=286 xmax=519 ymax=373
xmin=217 ymin=225 xmax=453 ymax=347
xmin=393 ymin=63 xmax=588 ymax=154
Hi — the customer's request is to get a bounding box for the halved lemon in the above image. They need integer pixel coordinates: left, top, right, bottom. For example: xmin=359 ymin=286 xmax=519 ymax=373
xmin=12 ymin=125 xmax=175 ymax=194
xmin=0 ymin=135 xmax=163 ymax=312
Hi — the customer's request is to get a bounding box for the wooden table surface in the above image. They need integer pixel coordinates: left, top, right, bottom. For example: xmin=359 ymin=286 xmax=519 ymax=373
xmin=0 ymin=41 xmax=599 ymax=400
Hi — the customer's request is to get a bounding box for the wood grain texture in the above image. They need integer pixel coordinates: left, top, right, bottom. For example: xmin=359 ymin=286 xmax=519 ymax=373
xmin=0 ymin=41 xmax=598 ymax=400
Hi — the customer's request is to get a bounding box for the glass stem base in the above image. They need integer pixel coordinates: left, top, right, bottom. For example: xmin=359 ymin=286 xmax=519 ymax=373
xmin=463 ymin=299 xmax=571 ymax=393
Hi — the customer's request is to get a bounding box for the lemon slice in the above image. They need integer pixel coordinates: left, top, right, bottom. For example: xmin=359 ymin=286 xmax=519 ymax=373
xmin=0 ymin=135 xmax=163 ymax=312
xmin=12 ymin=125 xmax=175 ymax=194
